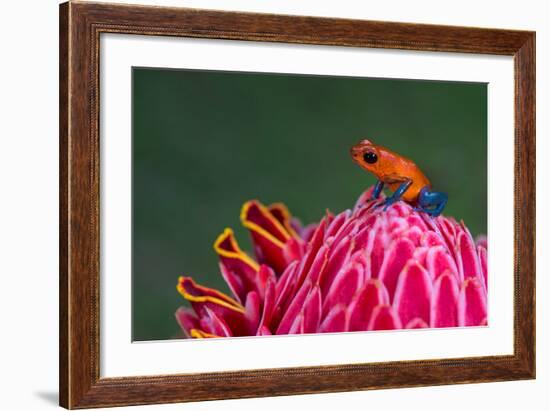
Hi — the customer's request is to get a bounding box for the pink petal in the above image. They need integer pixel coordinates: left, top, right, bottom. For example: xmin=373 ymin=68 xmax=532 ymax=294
xmin=421 ymin=231 xmax=445 ymax=247
xmin=476 ymin=235 xmax=488 ymax=250
xmin=426 ymin=246 xmax=459 ymax=281
xmin=319 ymin=235 xmax=353 ymax=295
xmin=241 ymin=200 xmax=293 ymax=273
xmin=258 ymin=277 xmax=276 ymax=332
xmin=456 ymin=230 xmax=482 ymax=283
xmin=323 ymin=263 xmax=363 ymax=315
xmin=378 ymin=237 xmax=416 ymax=300
xmin=347 ymin=279 xmax=390 ymax=331
xmin=478 ymin=245 xmax=488 ymax=290
xmin=276 ymin=281 xmax=312 ymax=335
xmin=257 ymin=326 xmax=272 ymax=336
xmin=325 ymin=210 xmax=351 ymax=239
xmin=405 ymin=318 xmax=429 ymax=329
xmin=319 ymin=304 xmax=347 ymax=333
xmin=175 ymin=307 xmax=199 ymax=337
xmin=214 ymin=228 xmax=260 ymax=304
xmin=392 ymin=260 xmax=432 ymax=327
xmin=202 ymin=307 xmax=233 ymax=337
xmin=402 ymin=226 xmax=423 ymax=246
xmin=407 ymin=213 xmax=429 ymax=232
xmin=274 ymin=261 xmax=299 ymax=311
xmin=458 ymin=278 xmax=488 ymax=326
xmin=366 ymin=222 xmax=387 ymax=278
xmin=413 ymin=246 xmax=429 ymax=267
xmin=301 ymin=286 xmax=322 ymax=334
xmin=430 ymin=272 xmax=459 ymax=328
xmin=244 ymin=291 xmax=261 ymax=334
xmin=368 ymin=305 xmax=402 ymax=330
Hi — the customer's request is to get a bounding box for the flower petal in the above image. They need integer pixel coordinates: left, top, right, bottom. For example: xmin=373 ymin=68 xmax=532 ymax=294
xmin=456 ymin=230 xmax=483 ymax=283
xmin=347 ymin=279 xmax=390 ymax=331
xmin=405 ymin=318 xmax=429 ymax=329
xmin=426 ymin=246 xmax=459 ymax=281
xmin=458 ymin=277 xmax=488 ymax=326
xmin=368 ymin=305 xmax=402 ymax=330
xmin=392 ymin=260 xmax=432 ymax=327
xmin=214 ymin=228 xmax=260 ymax=304
xmin=241 ymin=200 xmax=293 ymax=273
xmin=177 ymin=276 xmax=250 ymax=336
xmin=174 ymin=307 xmax=199 ymax=338
xmin=189 ymin=329 xmax=219 ymax=338
xmin=267 ymin=202 xmax=300 ymax=239
xmin=430 ymin=271 xmax=459 ymax=328
xmin=276 ymin=281 xmax=312 ymax=335
xmin=301 ymin=285 xmax=322 ymax=334
xmin=378 ymin=237 xmax=416 ymax=300
xmin=258 ymin=277 xmax=276 ymax=332
xmin=319 ymin=304 xmax=347 ymax=333
xmin=201 ymin=306 xmax=233 ymax=337
xmin=320 ymin=235 xmax=353 ymax=296
xmin=478 ymin=245 xmax=488 ymax=290
xmin=323 ymin=262 xmax=363 ymax=315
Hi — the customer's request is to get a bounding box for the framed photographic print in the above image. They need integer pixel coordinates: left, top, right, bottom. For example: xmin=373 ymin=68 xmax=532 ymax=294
xmin=59 ymin=1 xmax=535 ymax=408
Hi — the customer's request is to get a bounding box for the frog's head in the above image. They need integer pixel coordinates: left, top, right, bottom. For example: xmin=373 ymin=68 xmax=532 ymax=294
xmin=350 ymin=139 xmax=382 ymax=176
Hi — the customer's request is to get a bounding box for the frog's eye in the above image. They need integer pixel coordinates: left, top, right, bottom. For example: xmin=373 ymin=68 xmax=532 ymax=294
xmin=363 ymin=151 xmax=378 ymax=164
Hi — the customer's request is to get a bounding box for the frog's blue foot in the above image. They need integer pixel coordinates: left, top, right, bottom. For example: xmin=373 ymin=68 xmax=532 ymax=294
xmin=415 ymin=187 xmax=448 ymax=217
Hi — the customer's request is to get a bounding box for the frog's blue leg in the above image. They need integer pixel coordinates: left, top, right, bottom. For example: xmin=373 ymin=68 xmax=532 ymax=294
xmin=415 ymin=186 xmax=448 ymax=217
xmin=378 ymin=179 xmax=412 ymax=211
xmin=371 ymin=180 xmax=384 ymax=200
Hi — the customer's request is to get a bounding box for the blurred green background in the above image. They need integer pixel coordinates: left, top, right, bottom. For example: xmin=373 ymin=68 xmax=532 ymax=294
xmin=132 ymin=67 xmax=487 ymax=341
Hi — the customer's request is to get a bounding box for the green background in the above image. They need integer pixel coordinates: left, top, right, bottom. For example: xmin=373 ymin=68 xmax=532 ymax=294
xmin=132 ymin=67 xmax=487 ymax=341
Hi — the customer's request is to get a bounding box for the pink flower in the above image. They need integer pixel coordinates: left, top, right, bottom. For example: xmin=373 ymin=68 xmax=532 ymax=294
xmin=176 ymin=187 xmax=488 ymax=338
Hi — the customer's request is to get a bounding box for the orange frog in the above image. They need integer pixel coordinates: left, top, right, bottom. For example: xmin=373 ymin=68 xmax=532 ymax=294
xmin=350 ymin=139 xmax=448 ymax=217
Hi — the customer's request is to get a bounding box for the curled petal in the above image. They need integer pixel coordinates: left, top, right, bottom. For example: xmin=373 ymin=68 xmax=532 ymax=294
xmin=368 ymin=305 xmax=402 ymax=330
xmin=241 ymin=200 xmax=293 ymax=273
xmin=430 ymin=271 xmax=459 ymax=328
xmin=177 ymin=277 xmax=251 ymax=336
xmin=392 ymin=260 xmax=432 ymax=327
xmin=177 ymin=276 xmax=244 ymax=314
xmin=189 ymin=329 xmax=219 ymax=338
xmin=268 ymin=202 xmax=300 ymax=239
xmin=458 ymin=277 xmax=488 ymax=326
xmin=214 ymin=228 xmax=259 ymax=304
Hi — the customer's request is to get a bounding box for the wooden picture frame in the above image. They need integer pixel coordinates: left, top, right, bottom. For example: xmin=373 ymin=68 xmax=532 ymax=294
xmin=59 ymin=1 xmax=535 ymax=408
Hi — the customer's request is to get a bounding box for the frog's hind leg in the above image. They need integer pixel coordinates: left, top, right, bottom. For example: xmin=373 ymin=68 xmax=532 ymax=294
xmin=416 ymin=187 xmax=448 ymax=217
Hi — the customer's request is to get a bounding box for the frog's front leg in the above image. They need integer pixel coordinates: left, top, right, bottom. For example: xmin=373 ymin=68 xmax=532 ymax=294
xmin=378 ymin=179 xmax=412 ymax=211
xmin=371 ymin=180 xmax=384 ymax=200
xmin=415 ymin=186 xmax=448 ymax=217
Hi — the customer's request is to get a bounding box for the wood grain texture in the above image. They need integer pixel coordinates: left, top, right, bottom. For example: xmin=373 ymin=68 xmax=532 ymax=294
xmin=59 ymin=1 xmax=536 ymax=408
